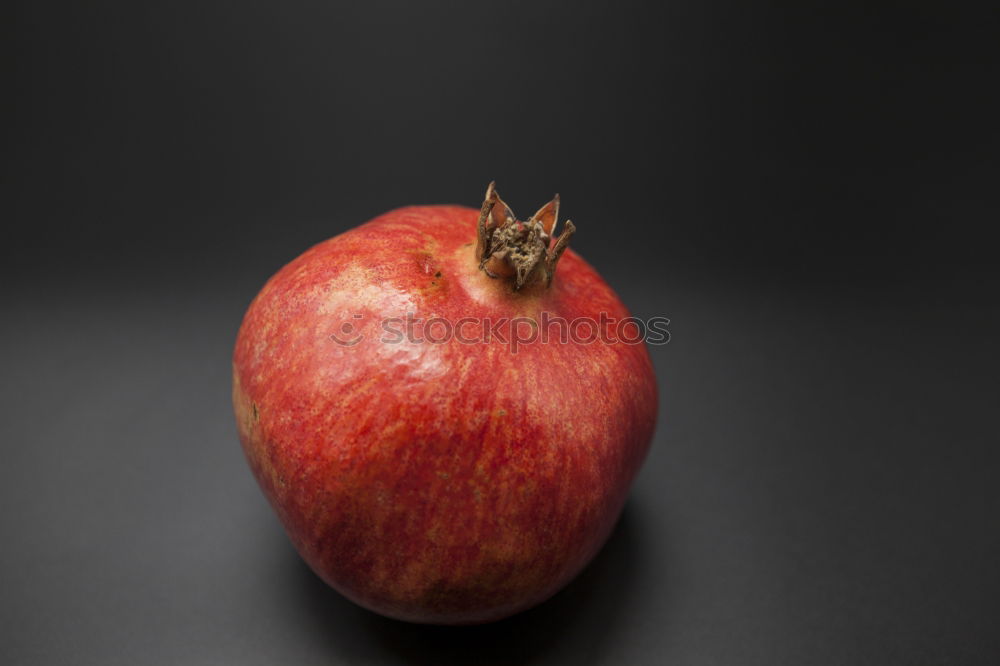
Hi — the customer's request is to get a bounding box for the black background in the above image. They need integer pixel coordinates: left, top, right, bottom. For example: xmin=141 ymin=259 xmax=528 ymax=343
xmin=4 ymin=1 xmax=999 ymax=664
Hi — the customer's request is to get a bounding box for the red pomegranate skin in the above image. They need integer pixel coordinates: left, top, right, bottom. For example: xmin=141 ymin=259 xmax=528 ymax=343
xmin=232 ymin=204 xmax=657 ymax=624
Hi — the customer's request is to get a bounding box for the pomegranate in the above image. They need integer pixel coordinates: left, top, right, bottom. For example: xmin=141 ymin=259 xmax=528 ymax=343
xmin=232 ymin=184 xmax=657 ymax=624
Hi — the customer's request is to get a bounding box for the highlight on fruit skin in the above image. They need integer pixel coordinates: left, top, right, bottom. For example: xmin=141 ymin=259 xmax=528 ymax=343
xmin=232 ymin=183 xmax=658 ymax=624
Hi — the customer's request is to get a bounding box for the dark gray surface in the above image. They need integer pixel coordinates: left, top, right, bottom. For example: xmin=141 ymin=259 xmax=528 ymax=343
xmin=6 ymin=0 xmax=1000 ymax=663
xmin=2 ymin=277 xmax=998 ymax=665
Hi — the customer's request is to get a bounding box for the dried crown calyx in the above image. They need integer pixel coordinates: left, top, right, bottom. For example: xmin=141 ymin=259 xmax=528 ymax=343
xmin=474 ymin=182 xmax=576 ymax=290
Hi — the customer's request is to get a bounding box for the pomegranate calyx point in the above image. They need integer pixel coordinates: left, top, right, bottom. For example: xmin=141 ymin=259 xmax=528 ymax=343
xmin=474 ymin=182 xmax=576 ymax=290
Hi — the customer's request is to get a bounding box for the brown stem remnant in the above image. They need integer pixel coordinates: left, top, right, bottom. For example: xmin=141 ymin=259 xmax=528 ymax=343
xmin=474 ymin=182 xmax=577 ymax=290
